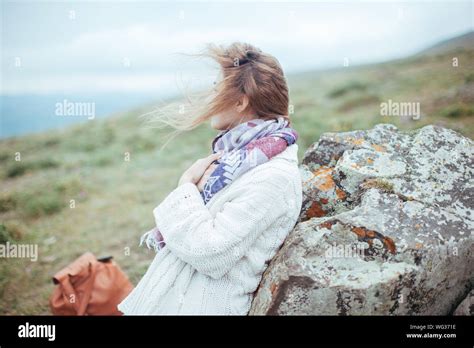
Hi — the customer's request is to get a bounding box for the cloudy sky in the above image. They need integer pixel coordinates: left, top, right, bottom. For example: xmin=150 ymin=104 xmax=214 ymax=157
xmin=1 ymin=0 xmax=473 ymax=96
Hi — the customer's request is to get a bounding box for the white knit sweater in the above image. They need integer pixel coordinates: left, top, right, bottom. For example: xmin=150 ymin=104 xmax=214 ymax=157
xmin=118 ymin=144 xmax=302 ymax=315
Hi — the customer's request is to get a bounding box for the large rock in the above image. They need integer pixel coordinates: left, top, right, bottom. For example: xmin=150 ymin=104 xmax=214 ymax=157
xmin=250 ymin=124 xmax=473 ymax=315
xmin=453 ymin=290 xmax=473 ymax=315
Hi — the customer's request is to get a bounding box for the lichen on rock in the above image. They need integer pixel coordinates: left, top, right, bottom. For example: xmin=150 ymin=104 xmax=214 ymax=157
xmin=250 ymin=124 xmax=474 ymax=315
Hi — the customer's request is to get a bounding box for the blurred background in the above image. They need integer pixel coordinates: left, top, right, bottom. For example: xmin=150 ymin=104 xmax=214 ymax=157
xmin=0 ymin=0 xmax=473 ymax=314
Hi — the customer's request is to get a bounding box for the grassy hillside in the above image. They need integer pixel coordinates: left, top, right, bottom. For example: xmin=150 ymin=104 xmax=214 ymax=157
xmin=1 ymin=33 xmax=473 ymax=314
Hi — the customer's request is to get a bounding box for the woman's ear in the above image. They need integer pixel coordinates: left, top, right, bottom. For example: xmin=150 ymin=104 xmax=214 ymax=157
xmin=236 ymin=95 xmax=250 ymax=113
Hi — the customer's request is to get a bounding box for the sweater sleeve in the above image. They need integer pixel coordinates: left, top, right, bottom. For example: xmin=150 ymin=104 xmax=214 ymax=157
xmin=152 ymin=174 xmax=289 ymax=279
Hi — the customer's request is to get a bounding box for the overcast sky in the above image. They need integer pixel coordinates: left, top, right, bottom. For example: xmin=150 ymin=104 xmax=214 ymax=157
xmin=1 ymin=0 xmax=473 ymax=95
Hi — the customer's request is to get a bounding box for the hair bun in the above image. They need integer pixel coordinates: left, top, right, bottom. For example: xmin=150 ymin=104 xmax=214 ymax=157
xmin=236 ymin=49 xmax=259 ymax=66
xmin=245 ymin=50 xmax=260 ymax=60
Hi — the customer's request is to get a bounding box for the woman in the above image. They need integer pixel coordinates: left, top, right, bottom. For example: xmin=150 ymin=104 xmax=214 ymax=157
xmin=118 ymin=42 xmax=302 ymax=315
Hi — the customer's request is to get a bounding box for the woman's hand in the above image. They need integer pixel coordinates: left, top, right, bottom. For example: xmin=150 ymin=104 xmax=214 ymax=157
xmin=178 ymin=152 xmax=223 ymax=187
xmin=196 ymin=163 xmax=218 ymax=192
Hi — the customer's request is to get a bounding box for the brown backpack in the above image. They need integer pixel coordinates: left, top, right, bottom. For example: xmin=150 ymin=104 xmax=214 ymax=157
xmin=49 ymin=252 xmax=133 ymax=315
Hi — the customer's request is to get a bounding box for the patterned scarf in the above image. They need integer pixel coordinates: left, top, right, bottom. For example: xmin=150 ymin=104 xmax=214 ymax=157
xmin=141 ymin=116 xmax=298 ymax=251
xmin=200 ymin=116 xmax=298 ymax=203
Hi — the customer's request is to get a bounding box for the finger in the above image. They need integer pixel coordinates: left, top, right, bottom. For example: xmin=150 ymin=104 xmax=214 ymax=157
xmin=193 ymin=153 xmax=222 ymax=180
xmin=209 ymin=151 xmax=223 ymax=159
xmin=206 ymin=164 xmax=217 ymax=174
xmin=202 ymin=152 xmax=223 ymax=166
xmin=197 ymin=152 xmax=220 ymax=164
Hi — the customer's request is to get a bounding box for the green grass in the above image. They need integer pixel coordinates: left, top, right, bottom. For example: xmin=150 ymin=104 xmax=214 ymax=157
xmin=327 ymin=80 xmax=368 ymax=98
xmin=5 ymin=158 xmax=59 ymax=178
xmin=439 ymin=104 xmax=474 ymax=118
xmin=0 ymin=40 xmax=473 ymax=315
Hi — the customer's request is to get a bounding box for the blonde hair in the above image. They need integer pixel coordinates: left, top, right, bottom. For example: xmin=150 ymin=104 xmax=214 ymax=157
xmin=143 ymin=42 xmax=291 ymax=149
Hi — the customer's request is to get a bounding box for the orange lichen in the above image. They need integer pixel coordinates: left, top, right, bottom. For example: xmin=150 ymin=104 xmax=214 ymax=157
xmin=351 ymin=227 xmax=367 ymax=238
xmin=302 ymin=167 xmax=331 ymax=188
xmin=383 ymin=237 xmax=396 ymax=254
xmin=270 ymin=282 xmax=278 ymax=295
xmin=336 ymin=188 xmax=346 ymax=200
xmin=351 ymin=138 xmax=365 ymax=146
xmin=312 ymin=168 xmax=336 ymax=192
xmin=351 ymin=226 xmax=396 ymax=254
xmin=306 ymin=201 xmax=326 ymax=218
xmin=372 ymin=144 xmax=387 ymax=152
xmin=344 ymin=136 xmax=364 ymax=146
xmin=320 ymin=221 xmax=335 ymax=230
xmin=312 ymin=167 xmax=332 ymax=176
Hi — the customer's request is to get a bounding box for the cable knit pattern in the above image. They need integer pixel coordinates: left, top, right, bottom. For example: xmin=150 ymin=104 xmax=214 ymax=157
xmin=118 ymin=144 xmax=302 ymax=315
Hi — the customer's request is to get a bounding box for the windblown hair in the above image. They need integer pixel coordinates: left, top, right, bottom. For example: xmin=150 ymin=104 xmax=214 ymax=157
xmin=143 ymin=42 xmax=291 ymax=149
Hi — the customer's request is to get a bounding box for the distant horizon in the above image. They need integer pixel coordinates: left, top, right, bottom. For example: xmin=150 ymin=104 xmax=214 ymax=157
xmin=1 ymin=0 xmax=473 ymax=138
xmin=2 ymin=29 xmax=473 ymax=97
xmin=1 ymin=29 xmax=473 ymax=139
xmin=2 ymin=1 xmax=473 ymax=96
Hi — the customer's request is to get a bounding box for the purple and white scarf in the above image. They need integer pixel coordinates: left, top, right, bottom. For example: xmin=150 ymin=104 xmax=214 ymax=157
xmin=141 ymin=116 xmax=298 ymax=251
